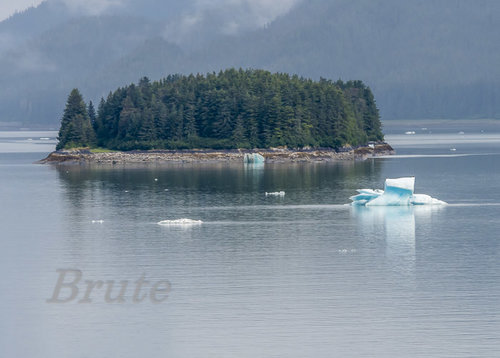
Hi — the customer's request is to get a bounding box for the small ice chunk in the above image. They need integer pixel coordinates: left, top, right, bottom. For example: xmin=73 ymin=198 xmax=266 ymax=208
xmin=405 ymin=131 xmax=416 ymax=135
xmin=91 ymin=220 xmax=104 ymax=224
xmin=244 ymin=153 xmax=265 ymax=164
xmin=157 ymin=219 xmax=203 ymax=225
xmin=265 ymin=191 xmax=285 ymax=197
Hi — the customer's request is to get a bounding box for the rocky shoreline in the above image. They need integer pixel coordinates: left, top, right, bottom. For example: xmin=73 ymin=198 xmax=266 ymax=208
xmin=39 ymin=143 xmax=394 ymax=165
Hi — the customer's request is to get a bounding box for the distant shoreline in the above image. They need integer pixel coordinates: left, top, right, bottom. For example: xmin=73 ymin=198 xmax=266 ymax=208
xmin=38 ymin=143 xmax=394 ymax=165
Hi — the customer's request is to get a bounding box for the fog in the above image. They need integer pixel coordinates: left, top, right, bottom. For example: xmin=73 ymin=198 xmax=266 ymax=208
xmin=0 ymin=0 xmax=499 ymax=126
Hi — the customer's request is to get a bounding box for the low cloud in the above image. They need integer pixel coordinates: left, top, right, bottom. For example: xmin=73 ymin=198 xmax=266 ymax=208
xmin=0 ymin=33 xmax=16 ymax=52
xmin=164 ymin=0 xmax=301 ymax=46
xmin=194 ymin=0 xmax=301 ymax=29
xmin=52 ymin=0 xmax=125 ymax=16
xmin=45 ymin=0 xmax=301 ymax=48
xmin=5 ymin=48 xmax=57 ymax=74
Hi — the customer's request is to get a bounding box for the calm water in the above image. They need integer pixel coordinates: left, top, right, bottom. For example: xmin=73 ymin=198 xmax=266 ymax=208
xmin=0 ymin=122 xmax=499 ymax=357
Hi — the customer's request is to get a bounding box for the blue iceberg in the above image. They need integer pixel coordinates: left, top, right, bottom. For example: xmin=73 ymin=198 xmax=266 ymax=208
xmin=244 ymin=153 xmax=265 ymax=164
xmin=350 ymin=177 xmax=447 ymax=206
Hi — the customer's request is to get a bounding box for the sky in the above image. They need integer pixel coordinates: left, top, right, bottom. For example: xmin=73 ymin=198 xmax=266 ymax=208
xmin=0 ymin=0 xmax=43 ymax=21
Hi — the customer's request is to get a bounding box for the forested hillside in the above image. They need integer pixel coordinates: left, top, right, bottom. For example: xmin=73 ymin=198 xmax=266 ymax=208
xmin=57 ymin=69 xmax=383 ymax=150
xmin=2 ymin=0 xmax=500 ymax=126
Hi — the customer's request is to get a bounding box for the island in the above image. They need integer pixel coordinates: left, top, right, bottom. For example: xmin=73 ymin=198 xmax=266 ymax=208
xmin=41 ymin=69 xmax=393 ymax=164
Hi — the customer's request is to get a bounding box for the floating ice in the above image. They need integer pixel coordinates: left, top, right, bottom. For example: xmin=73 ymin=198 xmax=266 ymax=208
xmin=405 ymin=131 xmax=416 ymax=135
xmin=350 ymin=177 xmax=446 ymax=206
xmin=157 ymin=218 xmax=203 ymax=225
xmin=265 ymin=191 xmax=285 ymax=197
xmin=244 ymin=153 xmax=265 ymax=164
xmin=91 ymin=220 xmax=104 ymax=224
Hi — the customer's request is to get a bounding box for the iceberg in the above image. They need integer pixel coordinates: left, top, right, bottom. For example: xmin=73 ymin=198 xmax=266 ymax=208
xmin=244 ymin=153 xmax=265 ymax=164
xmin=350 ymin=177 xmax=446 ymax=206
xmin=157 ymin=218 xmax=203 ymax=225
xmin=265 ymin=191 xmax=285 ymax=197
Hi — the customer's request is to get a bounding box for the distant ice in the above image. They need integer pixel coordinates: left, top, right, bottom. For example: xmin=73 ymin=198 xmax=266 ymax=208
xmin=244 ymin=153 xmax=265 ymax=164
xmin=350 ymin=177 xmax=446 ymax=206
xmin=91 ymin=220 xmax=104 ymax=224
xmin=265 ymin=191 xmax=285 ymax=197
xmin=405 ymin=131 xmax=416 ymax=135
xmin=157 ymin=218 xmax=203 ymax=225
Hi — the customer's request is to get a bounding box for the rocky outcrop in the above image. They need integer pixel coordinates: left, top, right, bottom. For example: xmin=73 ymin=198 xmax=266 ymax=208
xmin=38 ymin=143 xmax=394 ymax=165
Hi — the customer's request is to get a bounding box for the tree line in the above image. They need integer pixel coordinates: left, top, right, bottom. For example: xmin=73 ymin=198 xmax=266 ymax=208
xmin=56 ymin=69 xmax=383 ymax=151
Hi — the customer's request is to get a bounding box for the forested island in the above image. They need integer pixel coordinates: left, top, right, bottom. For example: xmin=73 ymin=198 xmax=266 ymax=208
xmin=56 ymin=69 xmax=384 ymax=152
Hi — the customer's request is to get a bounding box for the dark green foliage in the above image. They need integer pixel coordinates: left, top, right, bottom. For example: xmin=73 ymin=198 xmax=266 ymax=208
xmin=88 ymin=100 xmax=96 ymax=129
xmin=57 ymin=69 xmax=383 ymax=150
xmin=56 ymin=89 xmax=95 ymax=150
xmin=337 ymin=80 xmax=384 ymax=142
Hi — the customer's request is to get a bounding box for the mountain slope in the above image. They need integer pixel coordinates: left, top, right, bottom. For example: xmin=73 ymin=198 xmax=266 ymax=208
xmin=1 ymin=0 xmax=500 ymax=126
xmin=193 ymin=0 xmax=500 ymax=118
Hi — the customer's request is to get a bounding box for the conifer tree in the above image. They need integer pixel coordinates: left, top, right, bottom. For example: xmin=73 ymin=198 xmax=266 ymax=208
xmin=57 ymin=89 xmax=95 ymax=150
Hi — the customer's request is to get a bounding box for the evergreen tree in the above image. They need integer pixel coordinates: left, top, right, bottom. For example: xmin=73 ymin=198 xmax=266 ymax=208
xmin=88 ymin=101 xmax=96 ymax=129
xmin=57 ymin=89 xmax=95 ymax=150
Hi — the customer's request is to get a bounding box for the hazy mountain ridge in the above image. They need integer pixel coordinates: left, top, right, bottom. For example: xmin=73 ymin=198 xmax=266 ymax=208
xmin=1 ymin=0 xmax=499 ymax=127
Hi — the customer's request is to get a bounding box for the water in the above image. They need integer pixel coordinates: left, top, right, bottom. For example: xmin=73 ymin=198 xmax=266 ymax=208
xmin=0 ymin=121 xmax=499 ymax=357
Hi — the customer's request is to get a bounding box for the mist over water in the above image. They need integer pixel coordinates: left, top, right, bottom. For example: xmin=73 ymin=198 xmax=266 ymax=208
xmin=0 ymin=120 xmax=499 ymax=357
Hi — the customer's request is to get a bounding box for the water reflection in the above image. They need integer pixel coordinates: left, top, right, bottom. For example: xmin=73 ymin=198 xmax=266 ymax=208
xmin=53 ymin=160 xmax=385 ymax=208
xmin=352 ymin=205 xmax=446 ymax=274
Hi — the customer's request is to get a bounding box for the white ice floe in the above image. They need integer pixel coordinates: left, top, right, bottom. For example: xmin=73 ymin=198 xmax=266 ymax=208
xmin=350 ymin=177 xmax=446 ymax=206
xmin=157 ymin=218 xmax=203 ymax=225
xmin=265 ymin=191 xmax=285 ymax=197
xmin=91 ymin=220 xmax=104 ymax=224
xmin=405 ymin=131 xmax=416 ymax=135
